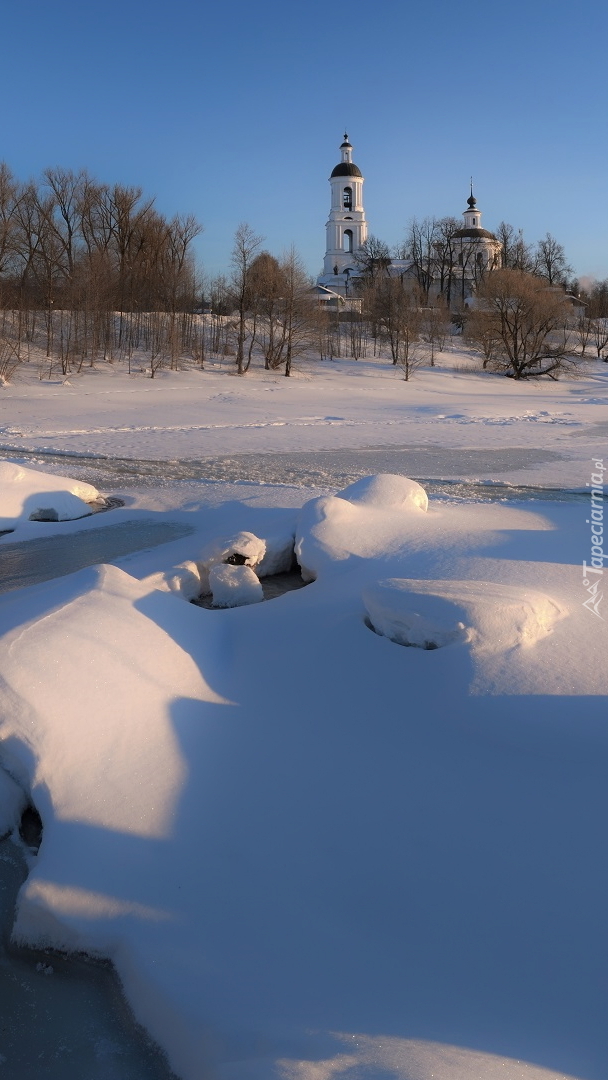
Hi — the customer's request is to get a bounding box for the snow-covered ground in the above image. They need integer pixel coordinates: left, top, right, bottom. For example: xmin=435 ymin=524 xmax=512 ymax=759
xmin=0 ymin=351 xmax=606 ymax=1080
xmin=1 ymin=352 xmax=607 ymax=489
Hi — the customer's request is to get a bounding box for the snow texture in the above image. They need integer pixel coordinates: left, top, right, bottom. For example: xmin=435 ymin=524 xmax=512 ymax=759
xmin=0 ymin=350 xmax=606 ymax=1080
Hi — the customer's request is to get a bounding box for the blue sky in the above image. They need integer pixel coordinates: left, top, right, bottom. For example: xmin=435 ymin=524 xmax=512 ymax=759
xmin=4 ymin=0 xmax=607 ymax=282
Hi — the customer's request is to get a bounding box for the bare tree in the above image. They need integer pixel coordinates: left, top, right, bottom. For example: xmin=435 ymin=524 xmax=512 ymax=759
xmin=534 ymin=232 xmax=571 ymax=286
xmin=0 ymin=164 xmax=19 ymax=289
xmin=575 ymin=315 xmax=593 ymax=357
xmin=368 ymin=277 xmax=424 ymax=377
xmin=592 ymin=318 xmax=608 ymax=359
xmin=588 ymin=280 xmax=608 ymax=319
xmin=474 ymin=269 xmax=575 ymax=379
xmin=402 ymin=217 xmax=438 ymax=303
xmin=434 ymin=216 xmax=460 ymax=307
xmin=277 ymin=247 xmax=313 ymax=377
xmin=495 ymin=222 xmax=535 ymax=273
xmin=230 ymin=223 xmax=263 ymax=375
xmin=421 ymin=302 xmax=451 ymax=365
xmin=246 ymin=251 xmax=285 ymax=369
xmin=354 ymin=235 xmax=391 ymax=286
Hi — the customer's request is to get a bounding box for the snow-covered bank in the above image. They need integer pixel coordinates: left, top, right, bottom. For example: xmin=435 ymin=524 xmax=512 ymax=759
xmin=0 ymin=460 xmax=102 ymax=530
xmin=0 ymin=461 xmax=605 ymax=1080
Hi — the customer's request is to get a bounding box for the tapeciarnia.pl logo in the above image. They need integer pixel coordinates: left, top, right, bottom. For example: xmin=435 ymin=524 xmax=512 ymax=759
xmin=582 ymin=458 xmax=605 ymax=619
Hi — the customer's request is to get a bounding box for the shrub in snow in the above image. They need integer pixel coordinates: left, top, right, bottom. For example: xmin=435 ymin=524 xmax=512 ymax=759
xmin=338 ymin=473 xmax=428 ymax=513
xmin=208 ymin=563 xmax=263 ymax=608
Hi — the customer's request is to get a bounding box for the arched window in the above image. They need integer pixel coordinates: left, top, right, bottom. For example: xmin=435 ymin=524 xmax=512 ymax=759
xmin=458 ymin=252 xmax=463 ymax=266
xmin=476 ymin=251 xmax=483 ymax=266
xmin=343 ymin=187 xmax=352 ymax=210
xmin=344 ymin=229 xmax=353 ymax=253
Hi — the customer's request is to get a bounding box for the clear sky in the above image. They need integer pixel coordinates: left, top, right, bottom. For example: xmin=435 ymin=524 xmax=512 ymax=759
xmin=4 ymin=0 xmax=607 ymax=282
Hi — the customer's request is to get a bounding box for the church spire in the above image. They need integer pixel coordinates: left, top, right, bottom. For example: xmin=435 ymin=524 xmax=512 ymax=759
xmin=320 ymin=134 xmax=368 ymax=283
xmin=464 ymin=182 xmax=481 ymax=228
xmin=340 ymin=133 xmax=353 ymax=164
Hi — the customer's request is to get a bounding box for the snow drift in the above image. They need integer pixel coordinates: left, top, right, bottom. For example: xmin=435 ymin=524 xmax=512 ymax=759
xmin=0 ymin=472 xmax=604 ymax=1080
xmin=0 ymin=460 xmax=101 ymax=528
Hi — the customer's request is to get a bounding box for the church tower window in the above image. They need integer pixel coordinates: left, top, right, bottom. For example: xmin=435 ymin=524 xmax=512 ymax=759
xmin=344 ymin=229 xmax=353 ymax=253
xmin=343 ymin=187 xmax=352 ymax=210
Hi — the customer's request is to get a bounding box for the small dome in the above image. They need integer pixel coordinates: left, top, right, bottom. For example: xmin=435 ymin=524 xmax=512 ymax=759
xmin=340 ymin=132 xmax=352 ymax=148
xmin=467 ymin=194 xmax=477 ymax=208
xmin=330 ymin=162 xmax=363 ymax=178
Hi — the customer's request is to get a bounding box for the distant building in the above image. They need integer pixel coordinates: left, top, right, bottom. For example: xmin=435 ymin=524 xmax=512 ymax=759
xmin=317 ymin=135 xmax=368 ymax=297
xmin=453 ymin=189 xmax=501 ymax=278
xmin=317 ymin=136 xmax=501 ymax=305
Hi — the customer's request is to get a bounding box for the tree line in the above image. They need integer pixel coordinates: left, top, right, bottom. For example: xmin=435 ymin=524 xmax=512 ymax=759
xmin=1 ymin=160 xmax=607 ymax=383
xmin=355 ymin=217 xmax=575 ymax=307
xmin=0 ymin=162 xmax=203 ymax=374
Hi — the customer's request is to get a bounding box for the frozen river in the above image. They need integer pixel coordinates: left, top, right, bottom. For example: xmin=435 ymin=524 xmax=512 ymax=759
xmin=0 ymin=443 xmax=579 ymax=500
xmin=0 ymin=838 xmax=177 ymax=1079
xmin=0 ymin=520 xmax=193 ymax=594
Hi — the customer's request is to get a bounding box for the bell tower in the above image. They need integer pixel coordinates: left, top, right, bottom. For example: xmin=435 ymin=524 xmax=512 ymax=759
xmin=322 ymin=134 xmax=368 ymax=278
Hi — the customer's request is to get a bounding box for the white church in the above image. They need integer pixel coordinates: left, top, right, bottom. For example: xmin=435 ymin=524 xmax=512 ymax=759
xmin=316 ymin=134 xmax=501 ymax=303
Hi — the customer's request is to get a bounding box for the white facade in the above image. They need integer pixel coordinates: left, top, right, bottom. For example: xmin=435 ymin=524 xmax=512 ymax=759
xmin=318 ymin=135 xmax=368 ymax=294
xmin=453 ymin=191 xmax=501 ymax=276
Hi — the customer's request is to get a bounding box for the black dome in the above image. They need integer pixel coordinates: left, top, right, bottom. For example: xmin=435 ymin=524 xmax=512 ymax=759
xmin=330 ymin=162 xmax=363 ymax=178
xmin=453 ymin=227 xmax=496 ymax=240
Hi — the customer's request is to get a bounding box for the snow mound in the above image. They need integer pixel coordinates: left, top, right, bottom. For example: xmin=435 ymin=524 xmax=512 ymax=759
xmin=27 ymin=490 xmax=94 ymax=521
xmin=364 ymin=580 xmax=468 ymax=649
xmin=0 ymin=767 xmax=27 ymax=837
xmin=0 ymin=460 xmax=100 ymax=527
xmin=338 ymin=473 xmax=428 ymax=512
xmin=197 ymin=530 xmax=266 ymax=594
xmin=142 ymin=560 xmax=203 ymax=600
xmin=363 ymin=578 xmax=564 ymax=653
xmin=198 ymin=530 xmax=266 ymax=570
xmin=296 ymin=474 xmax=429 ymax=582
xmin=208 ymin=563 xmax=263 ymax=607
xmin=256 ymin=531 xmax=296 ymax=577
